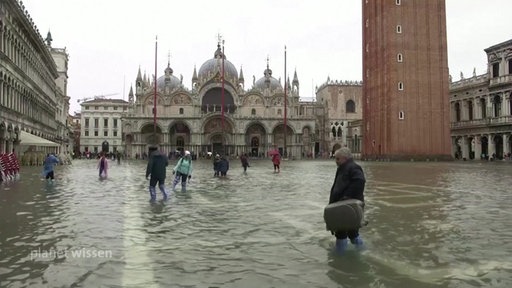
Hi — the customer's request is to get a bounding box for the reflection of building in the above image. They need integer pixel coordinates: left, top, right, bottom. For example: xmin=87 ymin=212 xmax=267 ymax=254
xmin=450 ymin=39 xmax=512 ymax=160
xmin=0 ymin=1 xmax=71 ymax=156
xmin=362 ymin=0 xmax=452 ymax=160
xmin=122 ymin=43 xmax=322 ymax=159
xmin=80 ymin=99 xmax=129 ymax=154
xmin=315 ymin=79 xmax=363 ymax=155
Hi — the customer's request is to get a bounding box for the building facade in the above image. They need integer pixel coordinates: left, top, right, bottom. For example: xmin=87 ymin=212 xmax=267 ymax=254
xmin=80 ymin=99 xmax=129 ymax=154
xmin=71 ymin=112 xmax=81 ymax=156
xmin=450 ymin=39 xmax=512 ymax=160
xmin=122 ymin=43 xmax=322 ymax=159
xmin=0 ymin=0 xmax=70 ymax=156
xmin=315 ymin=78 xmax=363 ymax=156
xmin=362 ymin=0 xmax=452 ymax=160
xmin=49 ymin=39 xmax=73 ymax=154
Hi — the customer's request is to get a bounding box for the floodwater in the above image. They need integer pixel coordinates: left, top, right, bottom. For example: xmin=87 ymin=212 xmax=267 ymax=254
xmin=1 ymin=158 xmax=511 ymax=288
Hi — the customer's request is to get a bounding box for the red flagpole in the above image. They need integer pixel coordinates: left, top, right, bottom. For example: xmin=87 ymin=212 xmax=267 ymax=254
xmin=284 ymin=45 xmax=287 ymax=157
xmin=221 ymin=40 xmax=225 ymax=142
xmin=153 ymin=36 xmax=158 ymax=142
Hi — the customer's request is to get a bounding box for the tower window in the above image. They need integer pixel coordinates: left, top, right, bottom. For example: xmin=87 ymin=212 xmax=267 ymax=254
xmin=396 ymin=0 xmax=401 ymax=5
xmin=251 ymin=108 xmax=256 ymax=115
xmin=397 ymin=53 xmax=403 ymax=62
xmin=399 ymin=111 xmax=405 ymax=120
xmin=179 ymin=108 xmax=184 ymax=114
xmin=396 ymin=25 xmax=402 ymax=33
xmin=398 ymin=82 xmax=404 ymax=90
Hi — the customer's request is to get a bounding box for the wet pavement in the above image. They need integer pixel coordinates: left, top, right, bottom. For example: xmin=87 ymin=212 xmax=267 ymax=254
xmin=1 ymin=159 xmax=511 ymax=287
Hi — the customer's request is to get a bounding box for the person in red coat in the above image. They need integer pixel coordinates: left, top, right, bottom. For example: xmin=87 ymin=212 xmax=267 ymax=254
xmin=270 ymin=149 xmax=281 ymax=173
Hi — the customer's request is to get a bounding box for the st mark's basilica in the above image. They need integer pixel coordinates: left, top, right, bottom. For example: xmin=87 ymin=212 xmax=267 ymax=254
xmin=121 ymin=43 xmax=324 ymax=159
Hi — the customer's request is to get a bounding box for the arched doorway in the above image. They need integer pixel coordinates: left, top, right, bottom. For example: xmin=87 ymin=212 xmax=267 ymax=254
xmin=246 ymin=123 xmax=266 ymax=157
xmin=169 ymin=121 xmax=191 ymax=153
xmin=494 ymin=135 xmax=503 ymax=159
xmin=480 ymin=136 xmax=488 ymax=159
xmin=140 ymin=123 xmax=162 ymax=145
xmin=125 ymin=134 xmax=133 ymax=158
xmin=272 ymin=124 xmax=293 ymax=156
xmin=203 ymin=117 xmax=234 ymax=155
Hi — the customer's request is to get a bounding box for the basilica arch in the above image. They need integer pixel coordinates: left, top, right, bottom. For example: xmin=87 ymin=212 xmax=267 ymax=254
xmin=302 ymin=125 xmax=313 ymax=156
xmin=140 ymin=123 xmax=163 ymax=145
xmin=245 ymin=122 xmax=267 ymax=157
xmin=202 ymin=116 xmax=234 ymax=155
xmin=272 ymin=123 xmax=294 ymax=155
xmin=201 ymin=87 xmax=237 ymax=113
xmin=169 ymin=121 xmax=191 ymax=152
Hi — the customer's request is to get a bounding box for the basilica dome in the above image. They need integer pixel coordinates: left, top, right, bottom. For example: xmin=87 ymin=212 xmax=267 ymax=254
xmin=198 ymin=44 xmax=238 ymax=80
xmin=255 ymin=66 xmax=282 ymax=91
xmin=156 ymin=65 xmax=181 ymax=90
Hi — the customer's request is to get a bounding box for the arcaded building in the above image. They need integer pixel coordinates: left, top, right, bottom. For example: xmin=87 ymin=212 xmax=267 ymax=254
xmin=362 ymin=0 xmax=452 ymax=160
xmin=315 ymin=78 xmax=363 ymax=155
xmin=0 ymin=0 xmax=72 ymax=156
xmin=121 ymin=43 xmax=323 ymax=159
xmin=450 ymin=39 xmax=512 ymax=160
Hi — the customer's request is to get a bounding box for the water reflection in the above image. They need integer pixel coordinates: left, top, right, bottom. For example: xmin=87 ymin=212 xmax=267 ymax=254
xmin=0 ymin=159 xmax=511 ymax=287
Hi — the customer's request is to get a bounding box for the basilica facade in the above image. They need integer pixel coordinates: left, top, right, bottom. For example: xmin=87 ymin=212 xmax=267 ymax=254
xmin=121 ymin=43 xmax=324 ymax=159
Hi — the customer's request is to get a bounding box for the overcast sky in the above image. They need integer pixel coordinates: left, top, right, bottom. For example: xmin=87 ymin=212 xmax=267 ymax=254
xmin=21 ymin=0 xmax=512 ymax=114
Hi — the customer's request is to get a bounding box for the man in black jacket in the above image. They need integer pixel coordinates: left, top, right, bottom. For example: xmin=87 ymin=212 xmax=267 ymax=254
xmin=329 ymin=147 xmax=366 ymax=253
xmin=146 ymin=146 xmax=169 ymax=202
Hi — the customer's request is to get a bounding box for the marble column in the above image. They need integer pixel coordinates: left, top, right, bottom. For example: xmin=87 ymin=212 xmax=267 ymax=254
xmin=474 ymin=135 xmax=482 ymax=160
xmin=451 ymin=136 xmax=458 ymax=157
xmin=488 ymin=134 xmax=496 ymax=158
xmin=503 ymin=134 xmax=510 ymax=156
xmin=462 ymin=136 xmax=470 ymax=160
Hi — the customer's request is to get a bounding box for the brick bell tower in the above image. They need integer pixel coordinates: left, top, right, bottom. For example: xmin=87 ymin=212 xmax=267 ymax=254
xmin=362 ymin=0 xmax=452 ymax=160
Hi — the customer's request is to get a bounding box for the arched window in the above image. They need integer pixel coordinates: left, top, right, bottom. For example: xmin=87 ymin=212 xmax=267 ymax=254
xmin=179 ymin=108 xmax=184 ymax=114
xmin=337 ymin=127 xmax=342 ymax=138
xmin=454 ymin=102 xmax=461 ymax=121
xmin=396 ymin=25 xmax=402 ymax=33
xmin=397 ymin=53 xmax=403 ymax=62
xmin=346 ymin=100 xmax=356 ymax=113
xmin=480 ymin=98 xmax=487 ymax=118
xmin=493 ymin=95 xmax=502 ymax=117
xmin=332 ymin=126 xmax=336 ymax=138
xmin=467 ymin=100 xmax=473 ymax=120
xmin=251 ymin=108 xmax=256 ymax=115
xmin=398 ymin=82 xmax=404 ymax=90
xmin=399 ymin=111 xmax=405 ymax=120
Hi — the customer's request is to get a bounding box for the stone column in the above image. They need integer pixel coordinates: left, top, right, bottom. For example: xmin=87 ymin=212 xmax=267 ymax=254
xmin=503 ymin=134 xmax=510 ymax=156
xmin=5 ymin=139 xmax=11 ymax=154
xmin=476 ymin=98 xmax=482 ymax=119
xmin=504 ymin=93 xmax=511 ymax=116
xmin=462 ymin=136 xmax=470 ymax=160
xmin=487 ymin=95 xmax=493 ymax=118
xmin=474 ymin=135 xmax=482 ymax=160
xmin=488 ymin=134 xmax=496 ymax=158
xmin=451 ymin=136 xmax=457 ymax=157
